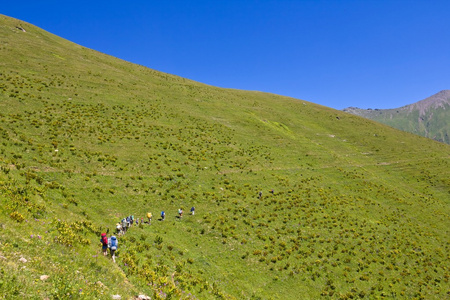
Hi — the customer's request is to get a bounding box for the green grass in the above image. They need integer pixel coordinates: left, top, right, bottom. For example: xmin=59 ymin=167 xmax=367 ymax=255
xmin=0 ymin=14 xmax=449 ymax=299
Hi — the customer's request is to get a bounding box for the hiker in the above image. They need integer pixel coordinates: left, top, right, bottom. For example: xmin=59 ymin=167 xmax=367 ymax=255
xmin=100 ymin=233 xmax=108 ymax=256
xmin=178 ymin=208 xmax=183 ymax=218
xmin=147 ymin=212 xmax=152 ymax=224
xmin=126 ymin=216 xmax=131 ymax=228
xmin=190 ymin=206 xmax=195 ymax=215
xmin=141 ymin=217 xmax=144 ymax=225
xmin=135 ymin=218 xmax=139 ymax=226
xmin=121 ymin=218 xmax=127 ymax=233
xmin=259 ymin=191 xmax=262 ymax=199
xmin=131 ymin=215 xmax=135 ymax=226
xmin=161 ymin=211 xmax=165 ymax=221
xmin=116 ymin=223 xmax=122 ymax=235
xmin=108 ymin=235 xmax=118 ymax=263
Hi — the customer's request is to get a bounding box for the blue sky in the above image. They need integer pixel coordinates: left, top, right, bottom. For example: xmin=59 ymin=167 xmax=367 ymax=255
xmin=2 ymin=0 xmax=449 ymax=109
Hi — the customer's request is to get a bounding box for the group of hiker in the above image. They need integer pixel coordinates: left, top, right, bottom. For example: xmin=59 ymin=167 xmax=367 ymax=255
xmin=100 ymin=232 xmax=118 ymax=263
xmin=100 ymin=207 xmax=196 ymax=263
xmin=159 ymin=206 xmax=195 ymax=221
xmin=116 ymin=215 xmax=139 ymax=235
xmin=100 ymin=191 xmax=272 ymax=262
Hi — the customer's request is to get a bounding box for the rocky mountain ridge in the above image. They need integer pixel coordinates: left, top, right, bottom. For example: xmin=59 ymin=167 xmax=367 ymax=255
xmin=343 ymin=90 xmax=450 ymax=144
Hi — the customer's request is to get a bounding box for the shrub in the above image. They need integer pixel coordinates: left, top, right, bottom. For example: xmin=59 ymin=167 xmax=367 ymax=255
xmin=9 ymin=211 xmax=25 ymax=222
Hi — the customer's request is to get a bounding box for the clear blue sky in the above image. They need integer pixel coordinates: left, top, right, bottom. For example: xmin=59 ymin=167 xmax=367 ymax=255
xmin=2 ymin=0 xmax=449 ymax=109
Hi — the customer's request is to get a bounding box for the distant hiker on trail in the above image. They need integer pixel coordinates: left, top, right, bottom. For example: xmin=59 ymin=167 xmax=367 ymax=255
xmin=121 ymin=218 xmax=127 ymax=233
xmin=141 ymin=217 xmax=144 ymax=225
xmin=135 ymin=218 xmax=139 ymax=226
xmin=190 ymin=206 xmax=195 ymax=215
xmin=161 ymin=211 xmax=165 ymax=221
xmin=259 ymin=191 xmax=262 ymax=199
xmin=131 ymin=215 xmax=135 ymax=225
xmin=178 ymin=208 xmax=183 ymax=218
xmin=100 ymin=233 xmax=108 ymax=256
xmin=108 ymin=235 xmax=118 ymax=263
xmin=147 ymin=212 xmax=152 ymax=224
xmin=116 ymin=223 xmax=123 ymax=235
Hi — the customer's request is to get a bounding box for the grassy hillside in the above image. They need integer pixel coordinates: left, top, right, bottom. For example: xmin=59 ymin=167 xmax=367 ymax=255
xmin=343 ymin=90 xmax=450 ymax=144
xmin=1 ymin=14 xmax=449 ymax=299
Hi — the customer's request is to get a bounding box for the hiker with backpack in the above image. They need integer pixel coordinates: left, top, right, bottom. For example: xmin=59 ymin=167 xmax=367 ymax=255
xmin=178 ymin=208 xmax=183 ymax=218
xmin=122 ymin=218 xmax=128 ymax=233
xmin=190 ymin=206 xmax=195 ymax=215
xmin=108 ymin=235 xmax=118 ymax=263
xmin=161 ymin=211 xmax=165 ymax=221
xmin=147 ymin=212 xmax=152 ymax=224
xmin=100 ymin=233 xmax=108 ymax=256
xmin=116 ymin=222 xmax=123 ymax=235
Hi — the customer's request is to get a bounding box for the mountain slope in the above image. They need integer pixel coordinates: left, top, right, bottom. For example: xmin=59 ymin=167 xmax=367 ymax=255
xmin=0 ymin=15 xmax=449 ymax=299
xmin=343 ymin=90 xmax=450 ymax=144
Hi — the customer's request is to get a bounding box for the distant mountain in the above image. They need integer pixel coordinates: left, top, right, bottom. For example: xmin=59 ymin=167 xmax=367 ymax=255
xmin=343 ymin=90 xmax=450 ymax=144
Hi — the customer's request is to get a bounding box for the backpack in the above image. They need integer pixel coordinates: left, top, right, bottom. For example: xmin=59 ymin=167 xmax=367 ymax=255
xmin=101 ymin=235 xmax=108 ymax=245
xmin=110 ymin=236 xmax=117 ymax=250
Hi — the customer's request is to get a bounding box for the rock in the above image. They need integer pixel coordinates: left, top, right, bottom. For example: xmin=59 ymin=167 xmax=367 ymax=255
xmin=40 ymin=275 xmax=50 ymax=281
xmin=19 ymin=257 xmax=27 ymax=263
xmin=112 ymin=295 xmax=121 ymax=300
xmin=137 ymin=295 xmax=151 ymax=300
